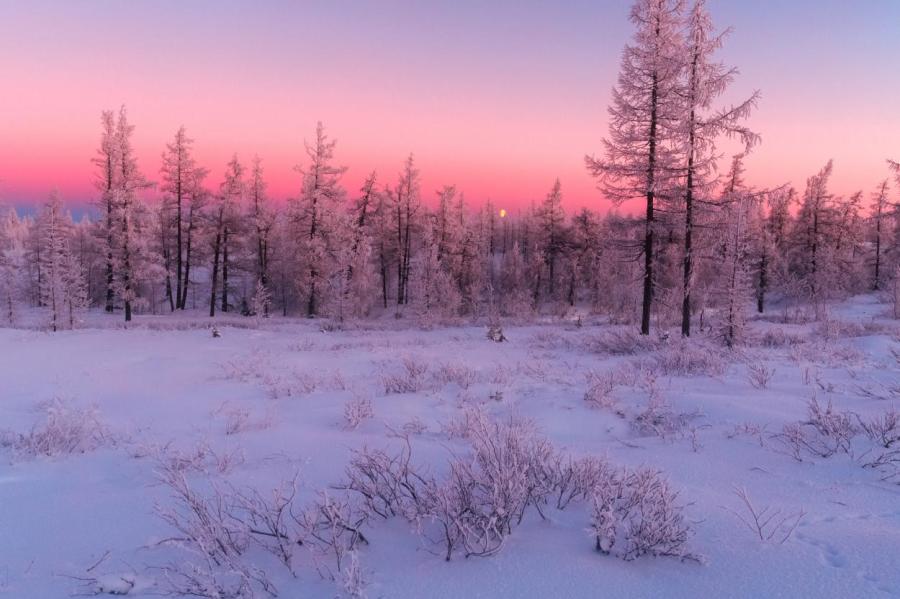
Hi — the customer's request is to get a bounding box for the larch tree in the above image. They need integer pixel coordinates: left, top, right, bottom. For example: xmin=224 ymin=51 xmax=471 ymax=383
xmin=160 ymin=126 xmax=199 ymax=309
xmin=675 ymin=0 xmax=759 ymax=337
xmin=870 ymin=180 xmax=889 ymax=290
xmin=36 ymin=192 xmax=87 ymax=331
xmin=0 ymin=210 xmax=25 ymax=324
xmin=180 ymin=165 xmax=209 ymax=310
xmin=586 ymin=0 xmax=686 ymax=335
xmin=291 ymin=122 xmax=347 ymax=317
xmin=535 ymin=178 xmax=566 ymax=302
xmin=790 ymin=160 xmax=836 ymax=313
xmin=92 ymin=110 xmax=118 ymax=313
xmin=248 ymin=156 xmax=274 ymax=313
xmin=393 ymin=154 xmax=421 ymax=308
xmin=210 ymin=155 xmax=244 ymax=317
xmin=113 ymin=106 xmax=154 ymax=322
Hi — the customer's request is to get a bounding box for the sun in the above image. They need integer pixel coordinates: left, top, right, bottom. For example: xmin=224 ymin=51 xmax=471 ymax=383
xmin=499 ymin=208 xmax=507 ymax=218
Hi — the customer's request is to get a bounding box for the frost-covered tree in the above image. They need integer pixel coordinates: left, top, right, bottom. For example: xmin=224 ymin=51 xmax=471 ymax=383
xmin=675 ymin=0 xmax=759 ymax=336
xmin=291 ymin=122 xmax=347 ymax=317
xmin=160 ymin=126 xmax=200 ymax=310
xmin=180 ymin=166 xmax=209 ymax=310
xmin=112 ymin=107 xmax=155 ymax=322
xmin=586 ymin=0 xmax=686 ymax=335
xmin=870 ymin=180 xmax=890 ymax=291
xmin=93 ymin=110 xmax=118 ymax=313
xmin=0 ymin=209 xmax=26 ymax=325
xmin=789 ymin=161 xmax=837 ymax=313
xmin=210 ymin=155 xmax=244 ymax=317
xmin=717 ymin=194 xmax=754 ymax=347
xmin=248 ymin=156 xmax=274 ymax=312
xmin=534 ymin=179 xmax=566 ymax=302
xmin=36 ymin=192 xmax=88 ymax=331
xmin=408 ymin=220 xmax=459 ymax=325
xmin=393 ymin=155 xmax=421 ymax=307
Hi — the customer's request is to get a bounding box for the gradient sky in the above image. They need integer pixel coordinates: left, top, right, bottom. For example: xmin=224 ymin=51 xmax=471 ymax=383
xmin=1 ymin=0 xmax=898 ymax=214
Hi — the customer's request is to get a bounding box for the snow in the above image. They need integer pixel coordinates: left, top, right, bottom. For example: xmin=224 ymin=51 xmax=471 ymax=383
xmin=1 ymin=296 xmax=899 ymax=598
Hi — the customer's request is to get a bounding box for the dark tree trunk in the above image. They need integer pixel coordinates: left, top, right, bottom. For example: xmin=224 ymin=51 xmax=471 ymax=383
xmin=221 ymin=228 xmax=229 ymax=313
xmin=210 ymin=230 xmax=221 ymax=318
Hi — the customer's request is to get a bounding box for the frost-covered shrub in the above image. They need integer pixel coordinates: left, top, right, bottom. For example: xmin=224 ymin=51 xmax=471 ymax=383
xmin=652 ymin=342 xmax=726 ymax=377
xmin=746 ymin=362 xmax=775 ymax=389
xmin=754 ymin=328 xmax=806 ymax=348
xmin=727 ymin=486 xmax=805 ymax=545
xmin=380 ymin=357 xmax=430 ymax=394
xmin=4 ymin=399 xmax=113 ymax=458
xmin=788 ymin=340 xmax=865 ymax=368
xmin=776 ymin=397 xmax=857 ymax=460
xmin=858 ymin=408 xmax=899 ymax=448
xmin=631 ymin=394 xmax=697 ymax=440
xmin=341 ymin=437 xmax=428 ymax=520
xmin=583 ymin=371 xmax=618 ymax=410
xmin=341 ymin=411 xmax=696 ymax=563
xmin=433 ymin=362 xmax=479 ymax=390
xmin=154 ymin=467 xmax=275 ymax=599
xmin=343 ymin=395 xmax=374 ymax=430
xmin=589 ymin=467 xmax=696 ymax=561
xmin=583 ymin=328 xmax=660 ymax=356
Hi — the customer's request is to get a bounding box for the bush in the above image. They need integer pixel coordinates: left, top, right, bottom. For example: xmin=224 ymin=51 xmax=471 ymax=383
xmin=651 ymin=342 xmax=726 ymax=377
xmin=380 ymin=357 xmax=430 ymax=394
xmin=343 ymin=396 xmax=375 ymax=431
xmin=589 ymin=467 xmax=696 ymax=561
xmin=3 ymin=399 xmax=113 ymax=458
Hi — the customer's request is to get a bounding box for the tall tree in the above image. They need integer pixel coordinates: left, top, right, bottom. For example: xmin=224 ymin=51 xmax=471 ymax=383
xmin=36 ymin=192 xmax=87 ymax=331
xmin=210 ymin=155 xmax=244 ymax=317
xmin=393 ymin=155 xmax=421 ymax=307
xmin=248 ymin=156 xmax=274 ymax=312
xmin=586 ymin=0 xmax=685 ymax=335
xmin=870 ymin=180 xmax=890 ymax=291
xmin=291 ymin=122 xmax=347 ymax=317
xmin=93 ymin=110 xmax=118 ymax=313
xmin=160 ymin=126 xmax=199 ymax=309
xmin=113 ymin=107 xmax=153 ymax=322
xmin=676 ymin=0 xmax=759 ymax=336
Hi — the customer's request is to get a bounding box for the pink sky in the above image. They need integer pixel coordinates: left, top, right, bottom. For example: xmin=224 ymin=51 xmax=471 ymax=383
xmin=1 ymin=0 xmax=898 ymax=213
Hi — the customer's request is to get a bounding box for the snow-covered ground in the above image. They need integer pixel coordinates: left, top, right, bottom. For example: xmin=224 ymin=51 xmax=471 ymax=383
xmin=1 ymin=295 xmax=899 ymax=598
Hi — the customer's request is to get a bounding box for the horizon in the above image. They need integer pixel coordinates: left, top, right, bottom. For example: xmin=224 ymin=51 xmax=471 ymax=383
xmin=2 ymin=0 xmax=899 ymax=212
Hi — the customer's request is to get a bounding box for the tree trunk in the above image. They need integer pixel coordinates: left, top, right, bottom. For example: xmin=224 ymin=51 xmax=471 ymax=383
xmin=210 ymin=230 xmax=221 ymax=318
xmin=641 ymin=66 xmax=659 ymax=337
xmin=221 ymin=228 xmax=229 ymax=313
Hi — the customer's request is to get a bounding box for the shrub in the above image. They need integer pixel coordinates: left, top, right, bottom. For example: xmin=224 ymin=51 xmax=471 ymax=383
xmin=589 ymin=467 xmax=696 ymax=561
xmin=380 ymin=357 xmax=430 ymax=394
xmin=746 ymin=362 xmax=776 ymax=389
xmin=4 ymin=399 xmax=113 ymax=458
xmin=343 ymin=396 xmax=375 ymax=431
xmin=652 ymin=342 xmax=726 ymax=377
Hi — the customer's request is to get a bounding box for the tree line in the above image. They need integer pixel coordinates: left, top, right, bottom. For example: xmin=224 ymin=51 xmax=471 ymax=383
xmin=0 ymin=0 xmax=898 ymax=341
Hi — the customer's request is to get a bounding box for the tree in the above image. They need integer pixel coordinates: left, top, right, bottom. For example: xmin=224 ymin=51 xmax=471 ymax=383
xmin=790 ymin=160 xmax=836 ymax=313
xmin=534 ymin=179 xmax=566 ymax=301
xmin=586 ymin=0 xmax=685 ymax=335
xmin=160 ymin=126 xmax=200 ymax=309
xmin=393 ymin=155 xmax=421 ymax=307
xmin=93 ymin=110 xmax=118 ymax=313
xmin=0 ymin=209 xmax=26 ymax=325
xmin=248 ymin=156 xmax=274 ymax=314
xmin=210 ymin=155 xmax=244 ymax=317
xmin=36 ymin=192 xmax=87 ymax=331
xmin=112 ymin=106 xmax=154 ymax=322
xmin=291 ymin=122 xmax=347 ymax=317
xmin=870 ymin=180 xmax=889 ymax=290
xmin=180 ymin=166 xmax=209 ymax=310
xmin=675 ymin=0 xmax=759 ymax=336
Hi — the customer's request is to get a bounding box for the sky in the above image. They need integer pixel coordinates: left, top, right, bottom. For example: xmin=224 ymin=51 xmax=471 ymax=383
xmin=1 ymin=0 xmax=898 ymax=215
